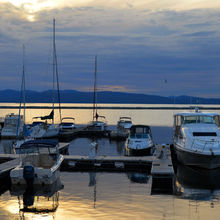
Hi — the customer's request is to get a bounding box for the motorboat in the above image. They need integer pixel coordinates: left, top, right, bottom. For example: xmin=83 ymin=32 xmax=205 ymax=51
xmin=1 ymin=113 xmax=24 ymax=139
xmin=59 ymin=117 xmax=76 ymax=131
xmin=10 ymin=139 xmax=64 ymax=185
xmin=173 ymin=110 xmax=220 ymax=169
xmin=125 ymin=125 xmax=154 ymax=156
xmin=117 ymin=117 xmax=132 ymax=130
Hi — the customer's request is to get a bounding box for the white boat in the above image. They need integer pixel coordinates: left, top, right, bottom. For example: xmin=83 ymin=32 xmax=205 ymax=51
xmin=173 ymin=109 xmax=220 ymax=169
xmin=125 ymin=125 xmax=154 ymax=155
xmin=59 ymin=117 xmax=76 ymax=131
xmin=10 ymin=139 xmax=64 ymax=185
xmin=117 ymin=117 xmax=132 ymax=130
xmin=30 ymin=120 xmax=59 ymax=139
xmin=1 ymin=113 xmax=24 ymax=139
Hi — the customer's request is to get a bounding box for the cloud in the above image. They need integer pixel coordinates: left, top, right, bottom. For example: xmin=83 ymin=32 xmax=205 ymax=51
xmin=0 ymin=1 xmax=220 ymax=97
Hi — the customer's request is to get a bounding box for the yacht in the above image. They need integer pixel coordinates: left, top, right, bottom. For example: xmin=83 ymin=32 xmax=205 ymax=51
xmin=10 ymin=139 xmax=64 ymax=185
xmin=173 ymin=110 xmax=220 ymax=169
xmin=1 ymin=113 xmax=24 ymax=139
xmin=117 ymin=117 xmax=132 ymax=130
xmin=125 ymin=125 xmax=154 ymax=156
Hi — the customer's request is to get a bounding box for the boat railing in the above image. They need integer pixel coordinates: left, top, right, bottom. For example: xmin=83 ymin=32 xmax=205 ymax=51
xmin=180 ymin=136 xmax=220 ymax=152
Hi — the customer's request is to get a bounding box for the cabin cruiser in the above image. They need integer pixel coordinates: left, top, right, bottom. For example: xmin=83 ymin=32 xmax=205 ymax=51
xmin=59 ymin=117 xmax=76 ymax=133
xmin=117 ymin=117 xmax=132 ymax=130
xmin=10 ymin=139 xmax=64 ymax=185
xmin=125 ymin=125 xmax=154 ymax=156
xmin=173 ymin=110 xmax=220 ymax=169
xmin=1 ymin=113 xmax=24 ymax=139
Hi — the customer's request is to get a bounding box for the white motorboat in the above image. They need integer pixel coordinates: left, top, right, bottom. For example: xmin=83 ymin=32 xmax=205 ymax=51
xmin=10 ymin=139 xmax=64 ymax=185
xmin=173 ymin=110 xmax=220 ymax=169
xmin=59 ymin=117 xmax=76 ymax=131
xmin=1 ymin=113 xmax=24 ymax=139
xmin=125 ymin=125 xmax=154 ymax=156
xmin=117 ymin=117 xmax=132 ymax=130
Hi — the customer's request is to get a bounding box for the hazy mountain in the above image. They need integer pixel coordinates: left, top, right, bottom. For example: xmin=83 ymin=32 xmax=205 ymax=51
xmin=0 ymin=89 xmax=219 ymax=104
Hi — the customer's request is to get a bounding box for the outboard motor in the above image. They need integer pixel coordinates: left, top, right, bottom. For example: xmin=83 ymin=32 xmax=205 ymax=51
xmin=23 ymin=165 xmax=35 ymax=187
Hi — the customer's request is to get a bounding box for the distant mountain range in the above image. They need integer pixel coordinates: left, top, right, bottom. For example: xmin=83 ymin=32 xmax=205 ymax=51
xmin=0 ymin=89 xmax=220 ymax=104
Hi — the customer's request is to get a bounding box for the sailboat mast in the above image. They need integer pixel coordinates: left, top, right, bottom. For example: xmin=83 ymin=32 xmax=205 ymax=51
xmin=22 ymin=44 xmax=26 ymax=124
xmin=93 ymin=55 xmax=97 ymax=121
xmin=52 ymin=19 xmax=62 ymax=124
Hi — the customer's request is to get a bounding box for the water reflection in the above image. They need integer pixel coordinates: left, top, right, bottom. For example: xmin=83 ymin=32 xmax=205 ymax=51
xmin=1 ymin=139 xmax=14 ymax=154
xmin=175 ymin=163 xmax=220 ymax=202
xmin=10 ymin=179 xmax=63 ymax=219
xmin=127 ymin=173 xmax=149 ymax=184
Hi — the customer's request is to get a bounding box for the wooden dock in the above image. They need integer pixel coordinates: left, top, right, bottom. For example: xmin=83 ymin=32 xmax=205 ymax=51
xmin=62 ymin=155 xmax=153 ymax=172
xmin=0 ymin=143 xmax=174 ymax=194
xmin=151 ymin=144 xmax=174 ymax=194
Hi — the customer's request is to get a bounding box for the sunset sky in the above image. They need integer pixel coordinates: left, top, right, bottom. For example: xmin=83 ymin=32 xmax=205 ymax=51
xmin=0 ymin=0 xmax=220 ymax=97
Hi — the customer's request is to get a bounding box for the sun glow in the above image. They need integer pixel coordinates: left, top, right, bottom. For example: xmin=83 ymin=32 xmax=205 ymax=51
xmin=1 ymin=0 xmax=220 ymax=22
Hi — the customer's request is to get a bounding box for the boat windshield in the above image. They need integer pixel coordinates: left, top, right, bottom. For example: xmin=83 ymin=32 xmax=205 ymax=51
xmin=183 ymin=115 xmax=215 ymax=124
xmin=18 ymin=147 xmax=57 ymax=155
xmin=130 ymin=127 xmax=150 ymax=138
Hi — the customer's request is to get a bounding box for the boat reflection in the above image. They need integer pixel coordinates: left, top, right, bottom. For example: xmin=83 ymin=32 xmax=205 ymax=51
xmin=127 ymin=173 xmax=149 ymax=184
xmin=1 ymin=139 xmax=14 ymax=154
xmin=175 ymin=162 xmax=220 ymax=201
xmin=10 ymin=178 xmax=63 ymax=219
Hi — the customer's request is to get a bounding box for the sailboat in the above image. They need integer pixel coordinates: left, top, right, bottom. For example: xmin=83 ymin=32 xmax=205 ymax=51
xmin=87 ymin=56 xmax=107 ymax=133
xmin=1 ymin=46 xmax=26 ymax=139
xmin=31 ymin=19 xmax=61 ymax=139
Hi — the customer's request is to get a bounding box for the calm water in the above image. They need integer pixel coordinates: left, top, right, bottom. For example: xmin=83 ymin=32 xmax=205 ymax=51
xmin=0 ymin=104 xmax=220 ymax=219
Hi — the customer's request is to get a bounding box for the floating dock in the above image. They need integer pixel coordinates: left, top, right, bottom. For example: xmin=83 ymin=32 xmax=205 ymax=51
xmin=0 ymin=143 xmax=174 ymax=194
xmin=151 ymin=144 xmax=174 ymax=194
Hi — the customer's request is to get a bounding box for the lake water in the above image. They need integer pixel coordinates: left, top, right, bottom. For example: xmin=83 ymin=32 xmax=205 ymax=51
xmin=0 ymin=104 xmax=220 ymax=219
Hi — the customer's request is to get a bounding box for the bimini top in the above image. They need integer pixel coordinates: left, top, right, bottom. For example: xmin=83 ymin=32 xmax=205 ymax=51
xmin=174 ymin=112 xmax=220 ymax=117
xmin=119 ymin=117 xmax=132 ymax=120
xmin=20 ymin=139 xmax=58 ymax=149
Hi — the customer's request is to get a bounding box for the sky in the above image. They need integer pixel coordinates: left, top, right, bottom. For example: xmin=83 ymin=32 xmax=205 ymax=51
xmin=0 ymin=0 xmax=220 ymax=98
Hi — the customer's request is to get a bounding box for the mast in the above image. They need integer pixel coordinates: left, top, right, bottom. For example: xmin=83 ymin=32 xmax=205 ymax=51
xmin=22 ymin=44 xmax=26 ymax=124
xmin=93 ymin=55 xmax=98 ymax=122
xmin=17 ymin=44 xmax=26 ymax=138
xmin=52 ymin=18 xmax=62 ymax=124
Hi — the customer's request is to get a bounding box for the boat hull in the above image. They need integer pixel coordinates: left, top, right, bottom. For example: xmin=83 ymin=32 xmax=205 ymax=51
xmin=174 ymin=144 xmax=220 ymax=169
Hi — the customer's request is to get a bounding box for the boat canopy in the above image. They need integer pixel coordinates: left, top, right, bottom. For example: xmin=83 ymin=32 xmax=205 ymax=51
xmin=119 ymin=117 xmax=131 ymax=120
